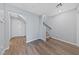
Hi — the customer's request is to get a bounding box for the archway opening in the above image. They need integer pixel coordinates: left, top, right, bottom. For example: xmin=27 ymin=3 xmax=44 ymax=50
xmin=11 ymin=16 xmax=26 ymax=37
xmin=10 ymin=13 xmax=26 ymax=43
xmin=3 ymin=13 xmax=27 ymax=55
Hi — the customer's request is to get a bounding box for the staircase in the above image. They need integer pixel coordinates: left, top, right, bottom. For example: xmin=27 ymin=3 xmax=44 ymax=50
xmin=43 ymin=22 xmax=52 ymax=40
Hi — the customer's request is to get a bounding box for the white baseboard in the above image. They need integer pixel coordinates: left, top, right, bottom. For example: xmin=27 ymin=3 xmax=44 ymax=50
xmin=51 ymin=36 xmax=79 ymax=47
xmin=0 ymin=47 xmax=9 ymax=55
xmin=27 ymin=38 xmax=41 ymax=43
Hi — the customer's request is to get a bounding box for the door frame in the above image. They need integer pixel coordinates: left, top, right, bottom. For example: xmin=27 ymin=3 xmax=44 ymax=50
xmin=8 ymin=12 xmax=27 ymax=41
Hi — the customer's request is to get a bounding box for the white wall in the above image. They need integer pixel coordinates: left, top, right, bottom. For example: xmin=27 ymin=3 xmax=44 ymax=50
xmin=0 ymin=22 xmax=5 ymax=53
xmin=0 ymin=10 xmax=8 ymax=54
xmin=76 ymin=11 xmax=79 ymax=45
xmin=23 ymin=13 xmax=40 ymax=42
xmin=38 ymin=15 xmax=46 ymax=41
xmin=46 ymin=10 xmax=77 ymax=43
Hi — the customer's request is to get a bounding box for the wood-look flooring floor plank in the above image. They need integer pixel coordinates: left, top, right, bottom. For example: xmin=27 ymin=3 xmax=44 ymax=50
xmin=4 ymin=37 xmax=79 ymax=55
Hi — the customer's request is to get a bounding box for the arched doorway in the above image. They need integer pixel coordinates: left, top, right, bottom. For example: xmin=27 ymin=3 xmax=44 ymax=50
xmin=9 ymin=12 xmax=26 ymax=40
xmin=3 ymin=12 xmax=27 ymax=55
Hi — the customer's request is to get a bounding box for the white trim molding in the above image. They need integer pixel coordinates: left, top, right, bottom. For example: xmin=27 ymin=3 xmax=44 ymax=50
xmin=51 ymin=36 xmax=79 ymax=47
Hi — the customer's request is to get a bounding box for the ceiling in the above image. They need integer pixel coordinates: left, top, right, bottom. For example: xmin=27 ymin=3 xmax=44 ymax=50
xmin=8 ymin=3 xmax=79 ymax=16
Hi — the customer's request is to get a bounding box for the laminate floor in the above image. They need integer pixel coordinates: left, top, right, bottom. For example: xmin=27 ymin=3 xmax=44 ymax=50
xmin=4 ymin=37 xmax=79 ymax=55
xmin=27 ymin=38 xmax=79 ymax=55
